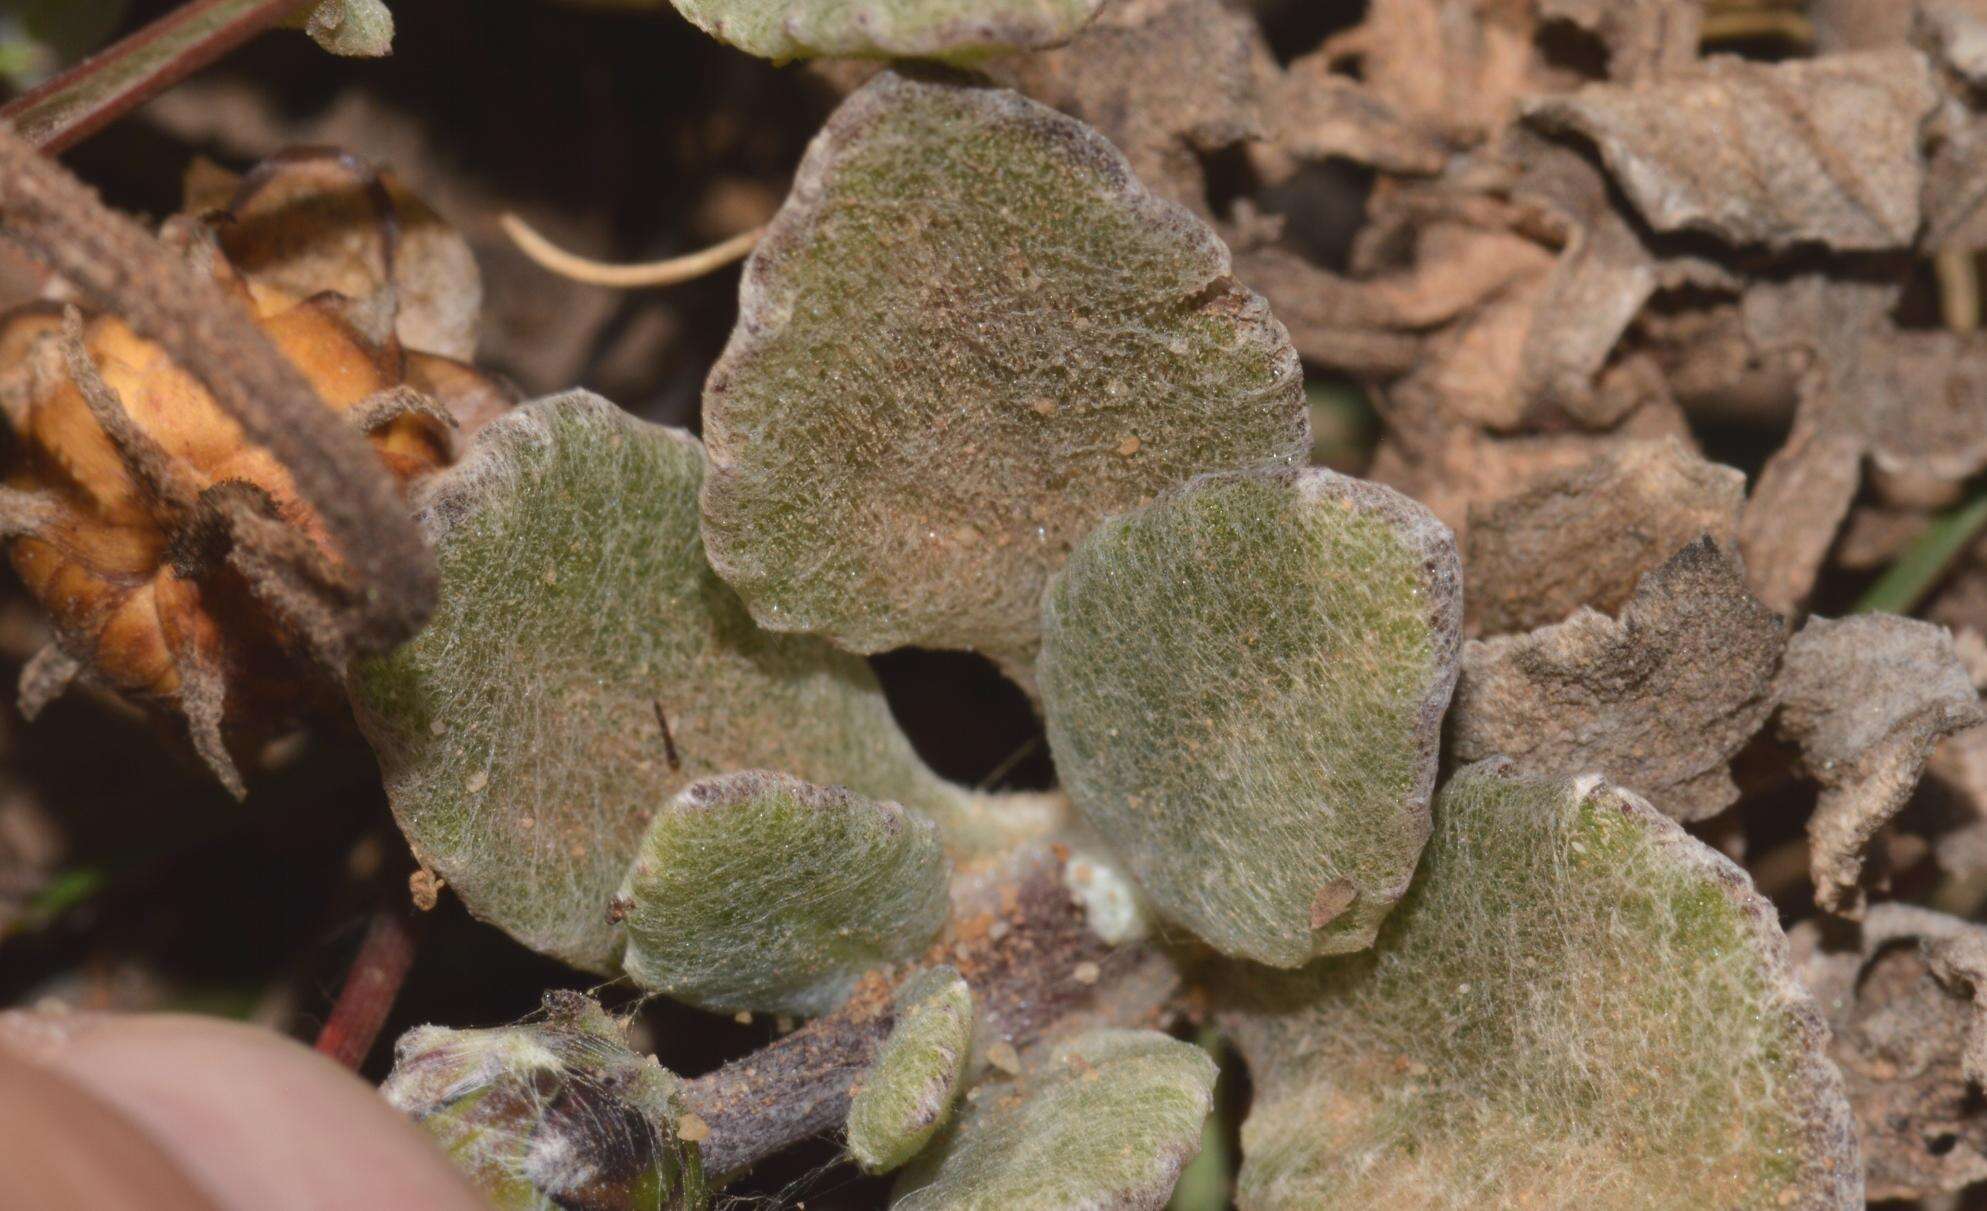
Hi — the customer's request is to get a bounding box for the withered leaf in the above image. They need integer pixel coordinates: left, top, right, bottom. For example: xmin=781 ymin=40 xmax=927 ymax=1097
xmin=1465 ymin=438 xmax=1744 ymax=636
xmin=1526 ymin=49 xmax=1939 ymax=250
xmin=1776 ymin=613 xmax=1986 ymax=916
xmin=993 ymin=0 xmax=1279 ymax=211
xmin=1451 ymin=538 xmax=1783 ymax=822
xmin=1538 ymin=0 xmax=1704 ymax=81
xmin=1735 ymin=275 xmax=1899 ymax=614
xmin=1792 ymin=904 xmax=1987 ymax=1201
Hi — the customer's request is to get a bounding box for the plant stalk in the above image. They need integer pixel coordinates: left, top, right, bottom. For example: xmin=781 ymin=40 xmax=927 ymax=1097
xmin=1 ymin=0 xmax=315 ymax=154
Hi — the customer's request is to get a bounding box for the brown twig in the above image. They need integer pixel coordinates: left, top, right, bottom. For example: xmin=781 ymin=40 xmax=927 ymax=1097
xmin=0 ymin=127 xmax=437 ymax=656
xmin=1 ymin=0 xmax=318 ymax=154
xmin=680 ymin=855 xmax=1166 ymax=1177
xmin=315 ymin=902 xmax=421 ymax=1070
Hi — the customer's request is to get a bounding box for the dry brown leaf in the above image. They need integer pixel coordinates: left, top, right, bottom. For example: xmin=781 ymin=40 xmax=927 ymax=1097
xmin=1735 ymin=275 xmax=1900 ymax=613
xmin=1792 ymin=903 xmax=1987 ymax=1200
xmin=1538 ymin=0 xmax=1704 ymax=81
xmin=1465 ymin=437 xmax=1744 ymax=636
xmin=1337 ymin=0 xmax=1553 ymax=148
xmin=994 ymin=0 xmax=1278 ymax=211
xmin=1450 ymin=537 xmax=1783 ymax=822
xmin=1271 ymin=52 xmax=1448 ymax=175
xmin=1776 ymin=614 xmax=1986 ymax=916
xmin=1526 ymin=49 xmax=1939 ymax=251
xmin=1369 ymin=359 xmax=1694 ymax=538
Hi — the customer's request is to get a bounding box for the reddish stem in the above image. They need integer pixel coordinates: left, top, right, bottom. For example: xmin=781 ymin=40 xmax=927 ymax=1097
xmin=1 ymin=0 xmax=315 ymax=154
xmin=314 ymin=904 xmax=420 ymax=1070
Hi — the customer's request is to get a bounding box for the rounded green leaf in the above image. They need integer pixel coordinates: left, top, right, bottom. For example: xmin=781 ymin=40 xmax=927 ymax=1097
xmin=848 ymin=966 xmax=975 ymax=1174
xmin=701 ymin=72 xmax=1306 ymax=676
xmin=668 ymin=0 xmax=1103 ymax=63
xmin=1038 ymin=466 xmax=1462 ymax=967
xmin=351 ymin=392 xmax=1015 ymax=973
xmin=1226 ymin=762 xmax=1862 ymax=1211
xmin=618 ymin=771 xmax=952 ymax=1016
xmin=892 ymin=1029 xmax=1216 ymax=1210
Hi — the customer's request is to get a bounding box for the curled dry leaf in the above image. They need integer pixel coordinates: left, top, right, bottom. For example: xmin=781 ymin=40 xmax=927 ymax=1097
xmin=383 ymin=991 xmax=708 ymax=1211
xmin=1537 ymin=0 xmax=1703 ymax=81
xmin=992 ymin=0 xmax=1279 ymax=211
xmin=618 ymin=772 xmax=951 ymax=1016
xmin=667 ymin=0 xmax=1103 ymax=62
xmin=1465 ymin=437 xmax=1743 ymax=636
xmin=1038 ymin=466 xmax=1461 ymax=967
xmin=1271 ymin=50 xmax=1448 ymax=176
xmin=353 ymin=392 xmax=1056 ymax=972
xmin=1735 ymin=275 xmax=1897 ymax=614
xmin=846 ymin=966 xmax=974 ymax=1174
xmin=1791 ymin=904 xmax=1987 ymax=1201
xmin=700 ymin=71 xmax=1306 ymax=678
xmin=1776 ymin=613 xmax=1986 ymax=916
xmin=1224 ymin=761 xmax=1861 ymax=1211
xmin=891 ymin=1029 xmax=1215 ymax=1211
xmin=1451 ymin=538 xmax=1783 ymax=822
xmin=1369 ymin=373 xmax=1696 ymax=554
xmin=1525 ymin=50 xmax=1938 ymax=251
xmin=1333 ymin=0 xmax=1557 ymax=148
xmin=0 ymin=150 xmax=504 ymax=794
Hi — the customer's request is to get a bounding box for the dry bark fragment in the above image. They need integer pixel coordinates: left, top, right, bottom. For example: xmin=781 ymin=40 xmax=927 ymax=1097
xmin=1451 ymin=537 xmax=1783 ymax=822
xmin=1465 ymin=438 xmax=1744 ymax=636
xmin=1776 ymin=614 xmax=1986 ymax=916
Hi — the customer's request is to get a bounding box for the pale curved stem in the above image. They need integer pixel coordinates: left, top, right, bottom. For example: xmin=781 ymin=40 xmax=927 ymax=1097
xmin=499 ymin=213 xmax=764 ymax=289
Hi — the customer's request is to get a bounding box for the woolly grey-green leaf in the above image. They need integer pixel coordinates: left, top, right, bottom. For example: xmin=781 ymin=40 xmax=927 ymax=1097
xmin=892 ymin=1029 xmax=1216 ymax=1210
xmin=667 ymin=0 xmax=1102 ymax=63
xmin=1037 ymin=466 xmax=1461 ymax=967
xmin=1225 ymin=762 xmax=1861 ymax=1211
xmin=288 ymin=0 xmax=394 ymax=56
xmin=617 ymin=771 xmax=951 ymax=1016
xmin=700 ymin=72 xmax=1306 ymax=677
xmin=848 ymin=966 xmax=975 ymax=1173
xmin=382 ymin=991 xmax=708 ymax=1211
xmin=351 ymin=392 xmax=1040 ymax=975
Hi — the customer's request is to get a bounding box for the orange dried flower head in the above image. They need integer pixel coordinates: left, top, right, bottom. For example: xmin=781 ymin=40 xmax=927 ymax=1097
xmin=0 ymin=149 xmax=511 ymax=796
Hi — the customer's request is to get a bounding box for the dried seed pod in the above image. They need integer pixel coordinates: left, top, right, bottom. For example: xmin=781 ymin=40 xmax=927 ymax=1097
xmin=0 ymin=150 xmax=509 ymax=795
xmin=383 ymin=991 xmax=708 ymax=1211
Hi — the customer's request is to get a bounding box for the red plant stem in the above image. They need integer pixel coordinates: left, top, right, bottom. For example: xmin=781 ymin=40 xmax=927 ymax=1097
xmin=314 ymin=904 xmax=420 ymax=1070
xmin=1 ymin=0 xmax=315 ymax=154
